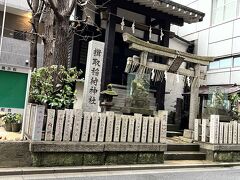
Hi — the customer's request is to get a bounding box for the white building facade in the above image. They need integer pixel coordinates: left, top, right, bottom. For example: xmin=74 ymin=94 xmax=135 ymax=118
xmin=0 ymin=0 xmax=43 ymax=67
xmin=172 ymin=0 xmax=240 ymax=86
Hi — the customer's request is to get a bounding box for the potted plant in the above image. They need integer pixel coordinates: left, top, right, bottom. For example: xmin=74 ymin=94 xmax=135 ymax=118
xmin=2 ymin=113 xmax=14 ymax=132
xmin=11 ymin=113 xmax=23 ymax=132
xmin=2 ymin=113 xmax=22 ymax=132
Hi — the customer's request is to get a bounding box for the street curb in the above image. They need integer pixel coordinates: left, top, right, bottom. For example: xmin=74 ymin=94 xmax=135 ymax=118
xmin=1 ymin=163 xmax=240 ymax=176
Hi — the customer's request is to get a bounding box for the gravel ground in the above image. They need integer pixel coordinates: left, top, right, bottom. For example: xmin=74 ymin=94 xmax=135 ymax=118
xmin=0 ymin=127 xmax=21 ymax=141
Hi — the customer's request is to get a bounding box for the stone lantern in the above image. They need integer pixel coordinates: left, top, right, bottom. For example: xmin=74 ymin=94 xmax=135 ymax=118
xmin=100 ymin=84 xmax=118 ymax=112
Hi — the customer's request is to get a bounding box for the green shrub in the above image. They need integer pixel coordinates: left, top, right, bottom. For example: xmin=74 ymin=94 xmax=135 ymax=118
xmin=30 ymin=65 xmax=82 ymax=109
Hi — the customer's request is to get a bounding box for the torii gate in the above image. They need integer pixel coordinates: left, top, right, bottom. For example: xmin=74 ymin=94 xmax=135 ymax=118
xmin=122 ymin=33 xmax=215 ymax=131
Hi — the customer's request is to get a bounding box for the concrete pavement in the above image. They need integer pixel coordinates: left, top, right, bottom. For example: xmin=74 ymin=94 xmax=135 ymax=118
xmin=1 ymin=160 xmax=240 ymax=176
xmin=1 ymin=166 xmax=240 ymax=180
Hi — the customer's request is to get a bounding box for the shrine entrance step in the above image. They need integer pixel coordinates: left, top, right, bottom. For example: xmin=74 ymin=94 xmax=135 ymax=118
xmin=167 ymin=131 xmax=183 ymax=137
xmin=164 ymin=144 xmax=206 ymax=161
xmin=167 ymin=124 xmax=183 ymax=137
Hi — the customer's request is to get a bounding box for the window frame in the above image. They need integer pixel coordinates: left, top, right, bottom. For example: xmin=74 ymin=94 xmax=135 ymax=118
xmin=208 ymin=57 xmax=234 ymax=70
xmin=211 ymin=0 xmax=239 ymax=25
xmin=233 ymin=56 xmax=240 ymax=67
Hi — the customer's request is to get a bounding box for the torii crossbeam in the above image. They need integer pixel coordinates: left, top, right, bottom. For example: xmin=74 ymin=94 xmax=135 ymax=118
xmin=122 ymin=33 xmax=215 ymax=131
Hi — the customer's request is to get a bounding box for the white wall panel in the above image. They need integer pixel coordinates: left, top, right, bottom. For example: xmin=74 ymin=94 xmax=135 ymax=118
xmin=196 ymin=0 xmax=212 ymax=31
xmin=231 ymin=69 xmax=240 ymax=84
xmin=197 ymin=30 xmax=209 ymax=56
xmin=207 ymin=71 xmax=231 ymax=85
xmin=178 ymin=22 xmax=197 ymax=37
xmin=169 ymin=39 xmax=188 ymax=52
xmin=0 ymin=0 xmax=29 ymax=11
xmin=184 ymin=33 xmax=198 ymax=41
xmin=233 ymin=19 xmax=240 ymax=37
xmin=232 ymin=37 xmax=240 ymax=54
xmin=209 ymin=22 xmax=234 ymax=43
xmin=208 ymin=39 xmax=232 ymax=56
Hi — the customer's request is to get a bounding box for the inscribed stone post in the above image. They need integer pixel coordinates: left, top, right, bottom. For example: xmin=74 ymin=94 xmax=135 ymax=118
xmin=24 ymin=104 xmax=31 ymax=136
xmin=72 ymin=109 xmax=83 ymax=142
xmin=54 ymin=110 xmax=65 ymax=141
xmin=97 ymin=113 xmax=106 ymax=142
xmin=238 ymin=123 xmax=240 ymax=144
xmin=209 ymin=115 xmax=219 ymax=144
xmin=147 ymin=117 xmax=154 ymax=143
xmin=159 ymin=111 xmax=168 ymax=143
xmin=81 ymin=112 xmax=91 ymax=142
xmin=154 ymin=117 xmax=160 ymax=143
xmin=201 ymin=119 xmax=209 ymax=142
xmin=120 ymin=115 xmax=128 ymax=142
xmin=29 ymin=105 xmax=36 ymax=137
xmin=31 ymin=105 xmax=45 ymax=141
xmin=233 ymin=121 xmax=238 ymax=144
xmin=63 ymin=109 xmax=74 ymax=141
xmin=89 ymin=112 xmax=99 ymax=142
xmin=219 ymin=122 xmax=224 ymax=144
xmin=82 ymin=40 xmax=105 ymax=112
xmin=113 ymin=114 xmax=121 ymax=142
xmin=223 ymin=123 xmax=229 ymax=144
xmin=45 ymin=109 xmax=55 ymax=141
xmin=194 ymin=119 xmax=201 ymax=141
xmin=228 ymin=121 xmax=233 ymax=144
xmin=127 ymin=116 xmax=135 ymax=142
xmin=134 ymin=114 xmax=142 ymax=143
xmin=141 ymin=117 xmax=148 ymax=143
xmin=105 ymin=111 xmax=114 ymax=142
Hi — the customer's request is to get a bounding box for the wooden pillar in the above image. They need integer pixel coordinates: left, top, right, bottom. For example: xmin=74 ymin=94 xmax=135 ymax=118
xmin=70 ymin=6 xmax=82 ymax=70
xmin=101 ymin=7 xmax=117 ymax=90
xmin=143 ymin=16 xmax=151 ymax=41
xmin=189 ymin=64 xmax=201 ymax=130
xmin=156 ymin=22 xmax=170 ymax=110
xmin=71 ymin=35 xmax=81 ymax=70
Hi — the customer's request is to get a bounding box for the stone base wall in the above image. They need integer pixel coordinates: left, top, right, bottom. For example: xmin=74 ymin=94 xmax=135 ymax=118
xmin=202 ymin=149 xmax=240 ymax=162
xmin=0 ymin=141 xmax=166 ymax=167
xmin=32 ymin=152 xmax=164 ymax=167
xmin=200 ymin=143 xmax=240 ymax=162
xmin=31 ymin=142 xmax=166 ymax=167
xmin=0 ymin=142 xmax=32 ymax=168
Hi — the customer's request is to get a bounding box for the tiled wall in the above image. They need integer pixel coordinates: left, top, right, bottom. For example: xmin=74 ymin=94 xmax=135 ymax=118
xmin=172 ymin=0 xmax=240 ymax=85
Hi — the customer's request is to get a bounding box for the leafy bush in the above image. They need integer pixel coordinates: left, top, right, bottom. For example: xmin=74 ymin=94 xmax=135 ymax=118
xmin=229 ymin=93 xmax=240 ymax=120
xmin=3 ymin=113 xmax=22 ymax=124
xmin=30 ymin=65 xmax=82 ymax=109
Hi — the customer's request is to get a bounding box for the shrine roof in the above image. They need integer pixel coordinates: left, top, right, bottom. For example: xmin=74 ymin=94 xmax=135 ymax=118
xmin=128 ymin=0 xmax=205 ymax=24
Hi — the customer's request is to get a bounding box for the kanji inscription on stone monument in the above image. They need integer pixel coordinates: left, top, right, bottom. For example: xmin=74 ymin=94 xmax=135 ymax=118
xmin=82 ymin=40 xmax=105 ymax=112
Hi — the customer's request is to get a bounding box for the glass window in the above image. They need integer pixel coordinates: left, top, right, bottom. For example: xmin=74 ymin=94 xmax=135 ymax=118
xmin=212 ymin=0 xmax=238 ymax=25
xmin=225 ymin=1 xmax=237 ymax=20
xmin=219 ymin=58 xmax=232 ymax=68
xmin=212 ymin=7 xmax=224 ymax=24
xmin=234 ymin=56 xmax=240 ymax=67
xmin=209 ymin=61 xmax=220 ymax=69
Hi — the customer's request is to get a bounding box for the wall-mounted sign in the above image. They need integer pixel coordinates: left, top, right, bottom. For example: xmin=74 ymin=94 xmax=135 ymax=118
xmin=0 ymin=64 xmax=31 ymax=114
xmin=82 ymin=40 xmax=105 ymax=112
